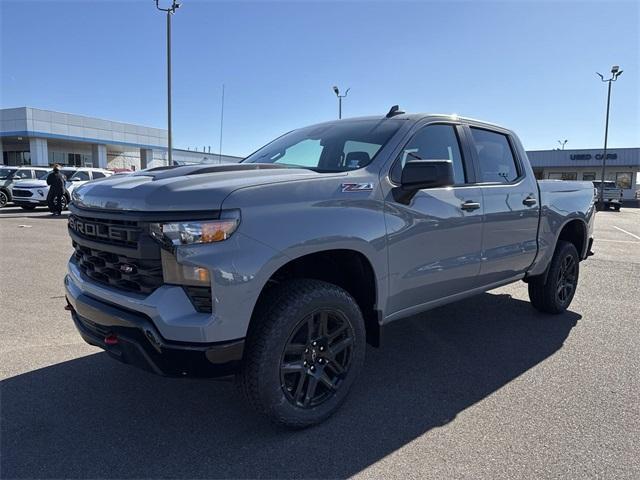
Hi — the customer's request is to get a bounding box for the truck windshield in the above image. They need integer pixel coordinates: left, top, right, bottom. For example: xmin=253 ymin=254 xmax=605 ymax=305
xmin=0 ymin=168 xmax=17 ymax=179
xmin=242 ymin=119 xmax=402 ymax=172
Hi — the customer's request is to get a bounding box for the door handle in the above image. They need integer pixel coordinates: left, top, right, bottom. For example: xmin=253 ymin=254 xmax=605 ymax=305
xmin=523 ymin=196 xmax=537 ymax=207
xmin=460 ymin=201 xmax=481 ymax=211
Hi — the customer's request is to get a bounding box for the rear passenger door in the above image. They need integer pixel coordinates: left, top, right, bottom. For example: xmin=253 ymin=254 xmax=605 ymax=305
xmin=467 ymin=126 xmax=540 ymax=284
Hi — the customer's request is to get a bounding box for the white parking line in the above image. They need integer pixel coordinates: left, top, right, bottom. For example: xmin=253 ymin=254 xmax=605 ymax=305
xmin=614 ymin=226 xmax=640 ymax=241
xmin=598 ymin=238 xmax=640 ymax=244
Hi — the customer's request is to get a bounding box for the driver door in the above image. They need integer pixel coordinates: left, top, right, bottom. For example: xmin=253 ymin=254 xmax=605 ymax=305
xmin=384 ymin=123 xmax=485 ymax=317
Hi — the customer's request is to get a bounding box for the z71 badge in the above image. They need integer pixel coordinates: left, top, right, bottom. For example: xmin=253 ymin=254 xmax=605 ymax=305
xmin=341 ymin=183 xmax=374 ymax=193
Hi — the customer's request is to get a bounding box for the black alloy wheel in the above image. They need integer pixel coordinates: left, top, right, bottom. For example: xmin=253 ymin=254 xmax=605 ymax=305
xmin=556 ymin=253 xmax=577 ymax=306
xmin=0 ymin=190 xmax=8 ymax=208
xmin=280 ymin=310 xmax=354 ymax=408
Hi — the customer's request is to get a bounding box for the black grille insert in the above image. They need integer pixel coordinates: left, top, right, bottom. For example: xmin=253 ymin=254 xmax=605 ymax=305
xmin=73 ymin=241 xmax=163 ymax=294
xmin=12 ymin=189 xmax=33 ymax=197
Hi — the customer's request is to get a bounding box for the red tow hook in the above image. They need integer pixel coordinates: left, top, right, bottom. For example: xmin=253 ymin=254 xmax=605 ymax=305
xmin=104 ymin=334 xmax=119 ymax=345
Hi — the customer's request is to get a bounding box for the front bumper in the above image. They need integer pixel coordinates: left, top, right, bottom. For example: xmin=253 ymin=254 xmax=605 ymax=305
xmin=65 ymin=286 xmax=244 ymax=378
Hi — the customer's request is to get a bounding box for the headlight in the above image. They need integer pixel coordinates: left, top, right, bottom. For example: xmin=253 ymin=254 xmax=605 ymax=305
xmin=150 ymin=210 xmax=240 ymax=247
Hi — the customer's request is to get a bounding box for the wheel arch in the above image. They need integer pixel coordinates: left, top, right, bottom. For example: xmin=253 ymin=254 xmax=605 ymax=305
xmin=248 ymin=248 xmax=382 ymax=347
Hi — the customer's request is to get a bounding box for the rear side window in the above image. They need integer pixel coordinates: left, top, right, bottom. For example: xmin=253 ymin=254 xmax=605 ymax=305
xmin=92 ymin=171 xmax=106 ymax=179
xmin=471 ymin=128 xmax=519 ymax=183
xmin=395 ymin=124 xmax=466 ymax=184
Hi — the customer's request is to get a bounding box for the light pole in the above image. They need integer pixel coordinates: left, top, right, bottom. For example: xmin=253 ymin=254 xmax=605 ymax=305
xmin=155 ymin=0 xmax=181 ymax=166
xmin=332 ymin=86 xmax=350 ymax=119
xmin=558 ymin=139 xmax=568 ymax=150
xmin=596 ymin=65 xmax=623 ymax=205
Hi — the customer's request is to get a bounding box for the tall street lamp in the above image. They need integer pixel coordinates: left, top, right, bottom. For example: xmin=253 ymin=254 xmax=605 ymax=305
xmin=155 ymin=0 xmax=182 ymax=166
xmin=596 ymin=65 xmax=623 ymax=205
xmin=558 ymin=139 xmax=568 ymax=150
xmin=332 ymin=86 xmax=350 ymax=119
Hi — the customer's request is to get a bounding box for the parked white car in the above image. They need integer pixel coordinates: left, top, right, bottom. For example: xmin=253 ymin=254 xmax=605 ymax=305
xmin=11 ymin=167 xmax=112 ymax=211
xmin=0 ymin=166 xmax=51 ymax=208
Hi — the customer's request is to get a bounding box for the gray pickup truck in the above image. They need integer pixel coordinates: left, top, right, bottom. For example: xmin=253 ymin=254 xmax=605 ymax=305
xmin=65 ymin=109 xmax=595 ymax=427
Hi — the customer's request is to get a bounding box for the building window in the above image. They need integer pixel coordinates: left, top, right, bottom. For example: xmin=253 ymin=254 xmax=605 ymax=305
xmin=548 ymin=172 xmax=577 ymax=180
xmin=616 ymin=172 xmax=633 ymax=189
xmin=3 ymin=151 xmax=31 ymax=166
xmin=582 ymin=172 xmax=596 ymax=181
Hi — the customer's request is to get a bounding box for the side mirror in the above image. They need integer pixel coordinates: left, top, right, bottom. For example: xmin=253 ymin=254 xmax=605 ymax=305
xmin=71 ymin=177 xmax=81 ymax=182
xmin=394 ymin=160 xmax=454 ymax=204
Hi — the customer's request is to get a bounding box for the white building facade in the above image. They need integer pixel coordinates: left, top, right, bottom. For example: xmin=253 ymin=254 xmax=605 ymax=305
xmin=527 ymin=147 xmax=639 ymax=201
xmin=0 ymin=107 xmax=241 ymax=171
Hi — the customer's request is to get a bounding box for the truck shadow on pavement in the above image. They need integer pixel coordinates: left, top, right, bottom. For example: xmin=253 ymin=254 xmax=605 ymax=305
xmin=1 ymin=292 xmax=580 ymax=479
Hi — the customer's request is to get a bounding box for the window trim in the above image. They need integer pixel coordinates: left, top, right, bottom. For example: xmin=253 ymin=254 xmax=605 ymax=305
xmin=464 ymin=125 xmax=525 ymax=187
xmin=389 ymin=122 xmax=473 ymax=186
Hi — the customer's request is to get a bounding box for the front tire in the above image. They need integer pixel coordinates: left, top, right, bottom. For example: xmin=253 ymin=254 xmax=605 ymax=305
xmin=528 ymin=241 xmax=579 ymax=314
xmin=237 ymin=279 xmax=366 ymax=428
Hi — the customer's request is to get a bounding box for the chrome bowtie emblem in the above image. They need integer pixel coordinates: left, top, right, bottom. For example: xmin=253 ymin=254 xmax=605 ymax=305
xmin=120 ymin=264 xmax=135 ymax=274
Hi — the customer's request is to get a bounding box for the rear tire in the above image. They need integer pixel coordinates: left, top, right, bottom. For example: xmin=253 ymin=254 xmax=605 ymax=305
xmin=614 ymin=204 xmax=621 ymax=212
xmin=0 ymin=190 xmax=8 ymax=208
xmin=528 ymin=241 xmax=579 ymax=314
xmin=237 ymin=279 xmax=366 ymax=428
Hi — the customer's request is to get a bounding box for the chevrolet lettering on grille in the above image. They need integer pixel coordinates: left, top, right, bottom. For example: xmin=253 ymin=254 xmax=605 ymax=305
xmin=68 ymin=216 xmax=137 ymax=243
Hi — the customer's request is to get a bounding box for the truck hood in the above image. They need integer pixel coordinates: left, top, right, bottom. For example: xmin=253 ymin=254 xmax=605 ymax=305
xmin=72 ymin=163 xmax=332 ymax=212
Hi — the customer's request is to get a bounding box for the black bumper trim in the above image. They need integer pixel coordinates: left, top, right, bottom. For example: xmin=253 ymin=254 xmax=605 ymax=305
xmin=66 ymin=290 xmax=244 ymax=378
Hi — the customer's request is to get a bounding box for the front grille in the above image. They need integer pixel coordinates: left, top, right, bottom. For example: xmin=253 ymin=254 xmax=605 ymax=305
xmin=12 ymin=189 xmax=33 ymax=197
xmin=73 ymin=241 xmax=163 ymax=294
xmin=68 ymin=214 xmax=141 ymax=248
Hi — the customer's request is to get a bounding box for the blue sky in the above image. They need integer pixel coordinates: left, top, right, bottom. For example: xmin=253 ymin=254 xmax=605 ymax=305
xmin=1 ymin=0 xmax=638 ymax=157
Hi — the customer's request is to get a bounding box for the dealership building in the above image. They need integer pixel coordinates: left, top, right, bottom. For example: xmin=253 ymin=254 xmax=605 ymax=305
xmin=0 ymin=107 xmax=241 ymax=171
xmin=527 ymin=147 xmax=640 ymax=200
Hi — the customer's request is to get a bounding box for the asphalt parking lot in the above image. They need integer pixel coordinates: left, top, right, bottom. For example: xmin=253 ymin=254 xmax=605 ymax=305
xmin=1 ymin=206 xmax=638 ymax=479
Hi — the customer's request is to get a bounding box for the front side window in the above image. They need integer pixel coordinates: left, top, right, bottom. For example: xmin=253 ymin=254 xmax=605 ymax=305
xmin=243 ymin=119 xmax=402 ymax=172
xmin=0 ymin=168 xmax=17 ymax=179
xmin=393 ymin=124 xmax=466 ymax=185
xmin=471 ymin=128 xmax=519 ymax=183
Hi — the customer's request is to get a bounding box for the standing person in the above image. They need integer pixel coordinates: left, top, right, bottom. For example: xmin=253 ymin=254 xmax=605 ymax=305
xmin=46 ymin=164 xmax=66 ymax=216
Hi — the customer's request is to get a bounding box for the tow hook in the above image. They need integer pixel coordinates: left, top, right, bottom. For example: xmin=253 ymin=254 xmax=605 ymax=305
xmin=64 ymin=300 xmax=74 ymax=312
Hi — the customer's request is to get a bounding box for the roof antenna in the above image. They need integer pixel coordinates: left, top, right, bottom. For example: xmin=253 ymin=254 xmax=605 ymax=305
xmin=386 ymin=105 xmax=405 ymax=118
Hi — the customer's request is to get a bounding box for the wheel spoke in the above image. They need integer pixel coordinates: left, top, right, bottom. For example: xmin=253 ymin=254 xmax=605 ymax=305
xmin=281 ymin=361 xmax=305 ymax=374
xmin=331 ymin=336 xmax=353 ymax=356
xmin=304 ymin=375 xmax=319 ymax=406
xmin=319 ymin=371 xmax=337 ymax=391
xmin=326 ymin=358 xmax=345 ymax=376
xmin=328 ymin=323 xmax=348 ymax=342
xmin=285 ymin=343 xmax=306 ymax=356
xmin=294 ymin=373 xmax=306 ymax=403
xmin=306 ymin=316 xmax=315 ymax=344
xmin=317 ymin=311 xmax=329 ymax=337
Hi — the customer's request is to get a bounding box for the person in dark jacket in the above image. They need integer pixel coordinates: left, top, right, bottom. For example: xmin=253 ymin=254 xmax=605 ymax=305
xmin=46 ymin=164 xmax=66 ymax=216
